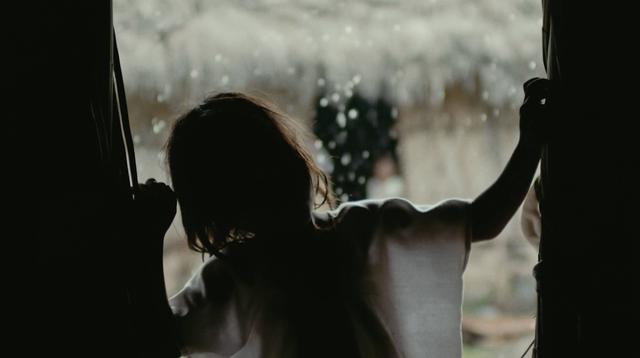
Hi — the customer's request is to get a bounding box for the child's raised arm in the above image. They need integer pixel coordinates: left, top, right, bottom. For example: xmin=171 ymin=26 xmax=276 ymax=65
xmin=471 ymin=78 xmax=550 ymax=242
xmin=130 ymin=179 xmax=181 ymax=357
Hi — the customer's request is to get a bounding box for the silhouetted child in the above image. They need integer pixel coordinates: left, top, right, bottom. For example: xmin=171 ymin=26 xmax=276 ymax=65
xmin=138 ymin=78 xmax=549 ymax=358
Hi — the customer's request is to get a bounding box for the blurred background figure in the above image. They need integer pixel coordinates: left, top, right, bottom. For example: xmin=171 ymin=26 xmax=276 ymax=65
xmin=313 ymin=92 xmax=399 ymax=202
xmin=521 ymin=176 xmax=542 ymax=249
xmin=367 ymin=155 xmax=405 ymax=199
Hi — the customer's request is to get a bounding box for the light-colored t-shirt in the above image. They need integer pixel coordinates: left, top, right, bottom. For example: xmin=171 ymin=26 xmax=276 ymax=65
xmin=170 ymin=197 xmax=472 ymax=358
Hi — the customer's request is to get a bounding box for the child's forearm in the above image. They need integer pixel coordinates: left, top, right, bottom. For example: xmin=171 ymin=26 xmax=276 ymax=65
xmin=471 ymin=139 xmax=542 ymax=241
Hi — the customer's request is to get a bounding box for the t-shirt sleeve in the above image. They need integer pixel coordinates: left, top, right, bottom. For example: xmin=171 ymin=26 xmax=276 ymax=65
xmin=169 ymin=258 xmax=252 ymax=357
xmin=420 ymin=198 xmax=472 ymax=271
xmin=377 ymin=197 xmax=472 ymax=272
xmin=367 ymin=197 xmax=472 ymax=358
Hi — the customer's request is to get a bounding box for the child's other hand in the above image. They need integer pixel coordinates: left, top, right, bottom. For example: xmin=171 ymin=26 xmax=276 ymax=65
xmin=519 ymin=77 xmax=551 ymax=147
xmin=136 ymin=178 xmax=177 ymax=238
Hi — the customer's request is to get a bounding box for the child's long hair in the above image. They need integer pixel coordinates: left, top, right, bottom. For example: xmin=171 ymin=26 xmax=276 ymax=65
xmin=167 ymin=92 xmax=398 ymax=358
xmin=167 ymin=92 xmax=334 ymax=257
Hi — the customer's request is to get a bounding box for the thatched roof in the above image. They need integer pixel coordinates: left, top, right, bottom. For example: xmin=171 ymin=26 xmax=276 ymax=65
xmin=115 ymin=0 xmax=545 ymax=108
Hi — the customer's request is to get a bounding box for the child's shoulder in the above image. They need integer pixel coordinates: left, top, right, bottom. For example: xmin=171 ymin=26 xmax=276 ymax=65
xmin=315 ymin=197 xmax=470 ymax=230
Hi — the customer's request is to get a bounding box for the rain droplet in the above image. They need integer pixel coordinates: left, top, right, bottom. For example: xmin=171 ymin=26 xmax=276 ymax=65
xmin=529 ymin=61 xmax=537 ymax=70
xmin=332 ymin=93 xmax=341 ymax=103
xmin=337 ymin=112 xmax=347 ymax=128
xmin=362 ymin=150 xmax=370 ymax=159
xmin=353 ymin=74 xmax=362 ymax=84
xmin=221 ymin=75 xmax=229 ymax=85
xmin=348 ymin=109 xmax=358 ymax=119
xmin=341 ymin=193 xmax=349 ymax=202
xmin=348 ymin=172 xmax=356 ymax=181
xmin=328 ymin=141 xmax=336 ymax=149
xmin=190 ymin=69 xmax=199 ymax=78
xmin=317 ymin=78 xmax=326 ymax=87
xmin=319 ymin=97 xmax=329 ymax=107
xmin=391 ymin=107 xmax=399 ymax=118
xmin=358 ymin=176 xmax=366 ymax=184
xmin=314 ymin=139 xmax=323 ymax=149
xmin=214 ymin=54 xmax=223 ymax=62
xmin=480 ymin=113 xmax=488 ymax=122
xmin=482 ymin=91 xmax=490 ymax=101
xmin=345 ymin=26 xmax=353 ymax=34
xmin=341 ymin=153 xmax=351 ymax=166
xmin=152 ymin=118 xmax=166 ymax=134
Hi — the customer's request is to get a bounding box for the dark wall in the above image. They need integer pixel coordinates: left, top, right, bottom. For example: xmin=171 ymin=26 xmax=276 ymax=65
xmin=537 ymin=2 xmax=636 ymax=356
xmin=9 ymin=1 xmax=140 ymax=356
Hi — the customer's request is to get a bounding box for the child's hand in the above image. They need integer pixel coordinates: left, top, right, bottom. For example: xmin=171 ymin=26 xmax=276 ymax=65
xmin=519 ymin=77 xmax=551 ymax=147
xmin=135 ymin=178 xmax=177 ymax=238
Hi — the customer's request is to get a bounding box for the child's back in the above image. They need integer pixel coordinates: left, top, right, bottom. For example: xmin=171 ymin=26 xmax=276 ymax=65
xmin=171 ymin=197 xmax=471 ymax=358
